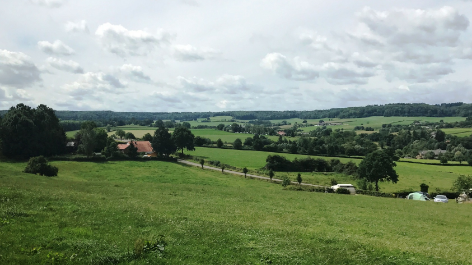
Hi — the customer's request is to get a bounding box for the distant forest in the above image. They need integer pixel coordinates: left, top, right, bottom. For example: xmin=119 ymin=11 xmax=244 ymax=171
xmin=1 ymin=102 xmax=471 ymax=121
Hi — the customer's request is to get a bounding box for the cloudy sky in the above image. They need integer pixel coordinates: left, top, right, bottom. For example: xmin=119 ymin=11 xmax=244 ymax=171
xmin=1 ymin=0 xmax=472 ymax=112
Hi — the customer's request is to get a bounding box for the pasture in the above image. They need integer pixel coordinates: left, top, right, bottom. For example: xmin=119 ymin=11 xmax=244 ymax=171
xmin=1 ymin=159 xmax=472 ymax=264
xmin=188 ymin=147 xmax=470 ymax=193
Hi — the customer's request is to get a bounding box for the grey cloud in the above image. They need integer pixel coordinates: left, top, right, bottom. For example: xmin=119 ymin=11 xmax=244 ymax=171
xmin=0 ymin=49 xmax=41 ymax=88
xmin=351 ymin=53 xmax=378 ymax=68
xmin=172 ymin=45 xmax=219 ymax=62
xmin=38 ymin=40 xmax=75 ymax=56
xmin=260 ymin=53 xmax=319 ymax=81
xmin=95 ymin=23 xmax=172 ymax=57
xmin=47 ymin=57 xmax=84 ymax=73
xmin=65 ymin=20 xmax=89 ymax=33
xmin=322 ymin=63 xmax=375 ymax=85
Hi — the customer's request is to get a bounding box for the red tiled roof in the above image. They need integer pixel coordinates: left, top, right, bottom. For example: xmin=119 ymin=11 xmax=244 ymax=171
xmin=117 ymin=141 xmax=154 ymax=153
xmin=277 ymin=131 xmax=286 ymax=135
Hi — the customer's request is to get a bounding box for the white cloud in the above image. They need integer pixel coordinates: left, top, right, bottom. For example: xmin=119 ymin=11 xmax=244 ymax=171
xmin=95 ymin=23 xmax=171 ymax=56
xmin=384 ymin=63 xmax=454 ymax=83
xmin=38 ymin=40 xmax=75 ymax=56
xmin=260 ymin=53 xmax=319 ymax=81
xmin=178 ymin=74 xmax=257 ymax=94
xmin=0 ymin=50 xmax=41 ymax=88
xmin=64 ymin=72 xmax=126 ymax=100
xmin=172 ymin=44 xmax=219 ymax=61
xmin=322 ymin=62 xmax=375 ymax=85
xmin=30 ymin=0 xmax=65 ymax=8
xmin=65 ymin=20 xmax=89 ymax=33
xmin=46 ymin=57 xmax=83 ymax=74
xmin=119 ymin=64 xmax=152 ymax=83
xmin=357 ymin=6 xmax=469 ymax=47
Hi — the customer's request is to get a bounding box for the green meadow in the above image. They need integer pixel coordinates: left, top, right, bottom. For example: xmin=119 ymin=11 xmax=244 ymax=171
xmin=188 ymin=147 xmax=470 ymax=193
xmin=1 ymin=159 xmax=472 ymax=264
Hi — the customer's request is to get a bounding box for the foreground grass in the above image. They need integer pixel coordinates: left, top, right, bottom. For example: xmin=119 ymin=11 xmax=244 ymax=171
xmin=1 ymin=160 xmax=472 ymax=264
xmin=189 ymin=147 xmax=470 ymax=192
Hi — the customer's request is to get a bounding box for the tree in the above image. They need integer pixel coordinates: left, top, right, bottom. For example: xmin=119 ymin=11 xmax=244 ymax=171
xmin=435 ymin=129 xmax=446 ymax=142
xmin=282 ymin=176 xmax=291 ymax=187
xmin=125 ymin=142 xmax=139 ymax=158
xmin=231 ymin=123 xmax=240 ymax=133
xmin=216 ymin=138 xmax=223 ymax=148
xmin=115 ymin=129 xmax=126 ymax=139
xmin=103 ymin=137 xmax=119 ymax=158
xmin=152 ymin=127 xmax=176 ymax=157
xmin=199 ymin=159 xmax=205 ymax=169
xmin=244 ymin=137 xmax=253 ymax=146
xmin=233 ymin=138 xmax=242 ymax=150
xmin=24 ymin=156 xmax=58 ymax=177
xmin=125 ymin=132 xmax=136 ymax=140
xmin=269 ymin=170 xmax=274 ymax=181
xmin=243 ymin=167 xmax=248 ymax=178
xmin=154 ymin=120 xmax=165 ymax=128
xmin=77 ymin=125 xmax=97 ymax=157
xmin=0 ymin=104 xmax=66 ymax=158
xmin=357 ymin=150 xmax=399 ymax=191
xmin=439 ymin=154 xmax=448 ymax=164
xmin=420 ymin=183 xmax=429 ymax=193
xmin=94 ymin=128 xmax=108 ymax=152
xmin=452 ymin=175 xmax=472 ymax=192
xmin=297 ymin=173 xmax=302 ymax=185
xmin=217 ymin=124 xmax=225 ymax=130
xmin=452 ymin=144 xmax=467 ymax=164
xmin=143 ymin=133 xmax=153 ymax=142
xmin=182 ymin=122 xmax=191 ymax=129
xmin=106 ymin=125 xmax=112 ymax=132
xmin=172 ymin=127 xmax=195 ymax=154
xmin=221 ymin=164 xmax=226 ymax=173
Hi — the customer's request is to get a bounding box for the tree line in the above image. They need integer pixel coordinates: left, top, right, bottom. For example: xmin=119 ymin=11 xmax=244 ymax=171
xmin=4 ymin=102 xmax=472 ymax=124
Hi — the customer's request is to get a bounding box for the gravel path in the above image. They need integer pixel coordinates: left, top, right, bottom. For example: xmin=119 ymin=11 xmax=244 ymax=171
xmin=177 ymin=159 xmax=327 ymax=188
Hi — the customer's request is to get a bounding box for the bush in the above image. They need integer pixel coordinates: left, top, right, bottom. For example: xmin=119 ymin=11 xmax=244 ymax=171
xmin=330 ymin=178 xmax=338 ymax=186
xmin=336 ymin=188 xmax=351 ymax=194
xmin=24 ymin=156 xmax=58 ymax=177
xmin=281 ymin=176 xmax=291 ymax=187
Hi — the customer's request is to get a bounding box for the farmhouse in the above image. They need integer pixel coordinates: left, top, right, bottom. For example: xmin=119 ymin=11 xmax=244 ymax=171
xmin=118 ymin=141 xmax=156 ymax=157
xmin=417 ymin=149 xmax=447 ymax=159
xmin=277 ymin=131 xmax=286 ymax=136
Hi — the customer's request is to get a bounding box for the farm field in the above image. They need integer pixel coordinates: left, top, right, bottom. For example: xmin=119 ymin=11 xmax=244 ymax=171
xmin=1 ymin=159 xmax=472 ymax=264
xmin=188 ymin=147 xmax=470 ymax=192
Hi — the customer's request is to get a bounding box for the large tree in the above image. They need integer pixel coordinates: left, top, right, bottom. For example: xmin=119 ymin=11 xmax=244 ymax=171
xmin=357 ymin=150 xmax=399 ymax=191
xmin=0 ymin=104 xmax=66 ymax=158
xmin=172 ymin=127 xmax=195 ymax=154
xmin=152 ymin=127 xmax=176 ymax=157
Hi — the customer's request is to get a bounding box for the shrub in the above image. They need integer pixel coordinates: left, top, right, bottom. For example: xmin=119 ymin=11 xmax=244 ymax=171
xmin=24 ymin=156 xmax=58 ymax=177
xmin=336 ymin=188 xmax=351 ymax=194
xmin=281 ymin=176 xmax=291 ymax=187
xmin=330 ymin=178 xmax=338 ymax=186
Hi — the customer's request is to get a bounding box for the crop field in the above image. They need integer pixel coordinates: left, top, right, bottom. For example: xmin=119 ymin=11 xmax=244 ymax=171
xmin=1 ymin=159 xmax=472 ymax=264
xmin=188 ymin=147 xmax=470 ymax=193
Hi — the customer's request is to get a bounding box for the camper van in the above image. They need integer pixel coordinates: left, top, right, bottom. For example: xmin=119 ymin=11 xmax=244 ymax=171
xmin=330 ymin=184 xmax=356 ymax=195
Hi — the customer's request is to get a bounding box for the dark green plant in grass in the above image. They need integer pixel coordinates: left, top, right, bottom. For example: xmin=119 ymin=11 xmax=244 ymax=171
xmin=297 ymin=173 xmax=302 ymax=185
xmin=336 ymin=188 xmax=351 ymax=194
xmin=282 ymin=176 xmax=291 ymax=187
xmin=269 ymin=170 xmax=274 ymax=181
xmin=125 ymin=142 xmax=139 ymax=158
xmin=216 ymin=138 xmax=223 ymax=148
xmin=221 ymin=164 xmax=226 ymax=173
xmin=24 ymin=156 xmax=58 ymax=177
xmin=440 ymin=155 xmax=448 ymax=164
xmin=420 ymin=183 xmax=429 ymax=193
xmin=199 ymin=159 xmax=205 ymax=169
xmin=243 ymin=167 xmax=248 ymax=178
xmin=330 ymin=178 xmax=338 ymax=186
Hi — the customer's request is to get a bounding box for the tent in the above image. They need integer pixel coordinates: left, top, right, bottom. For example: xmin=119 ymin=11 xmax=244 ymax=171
xmin=406 ymin=193 xmax=430 ymax=201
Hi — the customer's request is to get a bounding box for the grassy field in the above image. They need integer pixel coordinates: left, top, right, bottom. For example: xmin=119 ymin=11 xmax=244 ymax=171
xmin=293 ymin=116 xmax=467 ymax=132
xmin=441 ymin=128 xmax=472 ymax=137
xmin=1 ymin=159 xmax=472 ymax=264
xmin=188 ymin=147 xmax=471 ymax=192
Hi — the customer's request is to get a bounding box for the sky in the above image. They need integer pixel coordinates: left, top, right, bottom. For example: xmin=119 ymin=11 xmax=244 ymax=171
xmin=1 ymin=0 xmax=472 ymax=112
